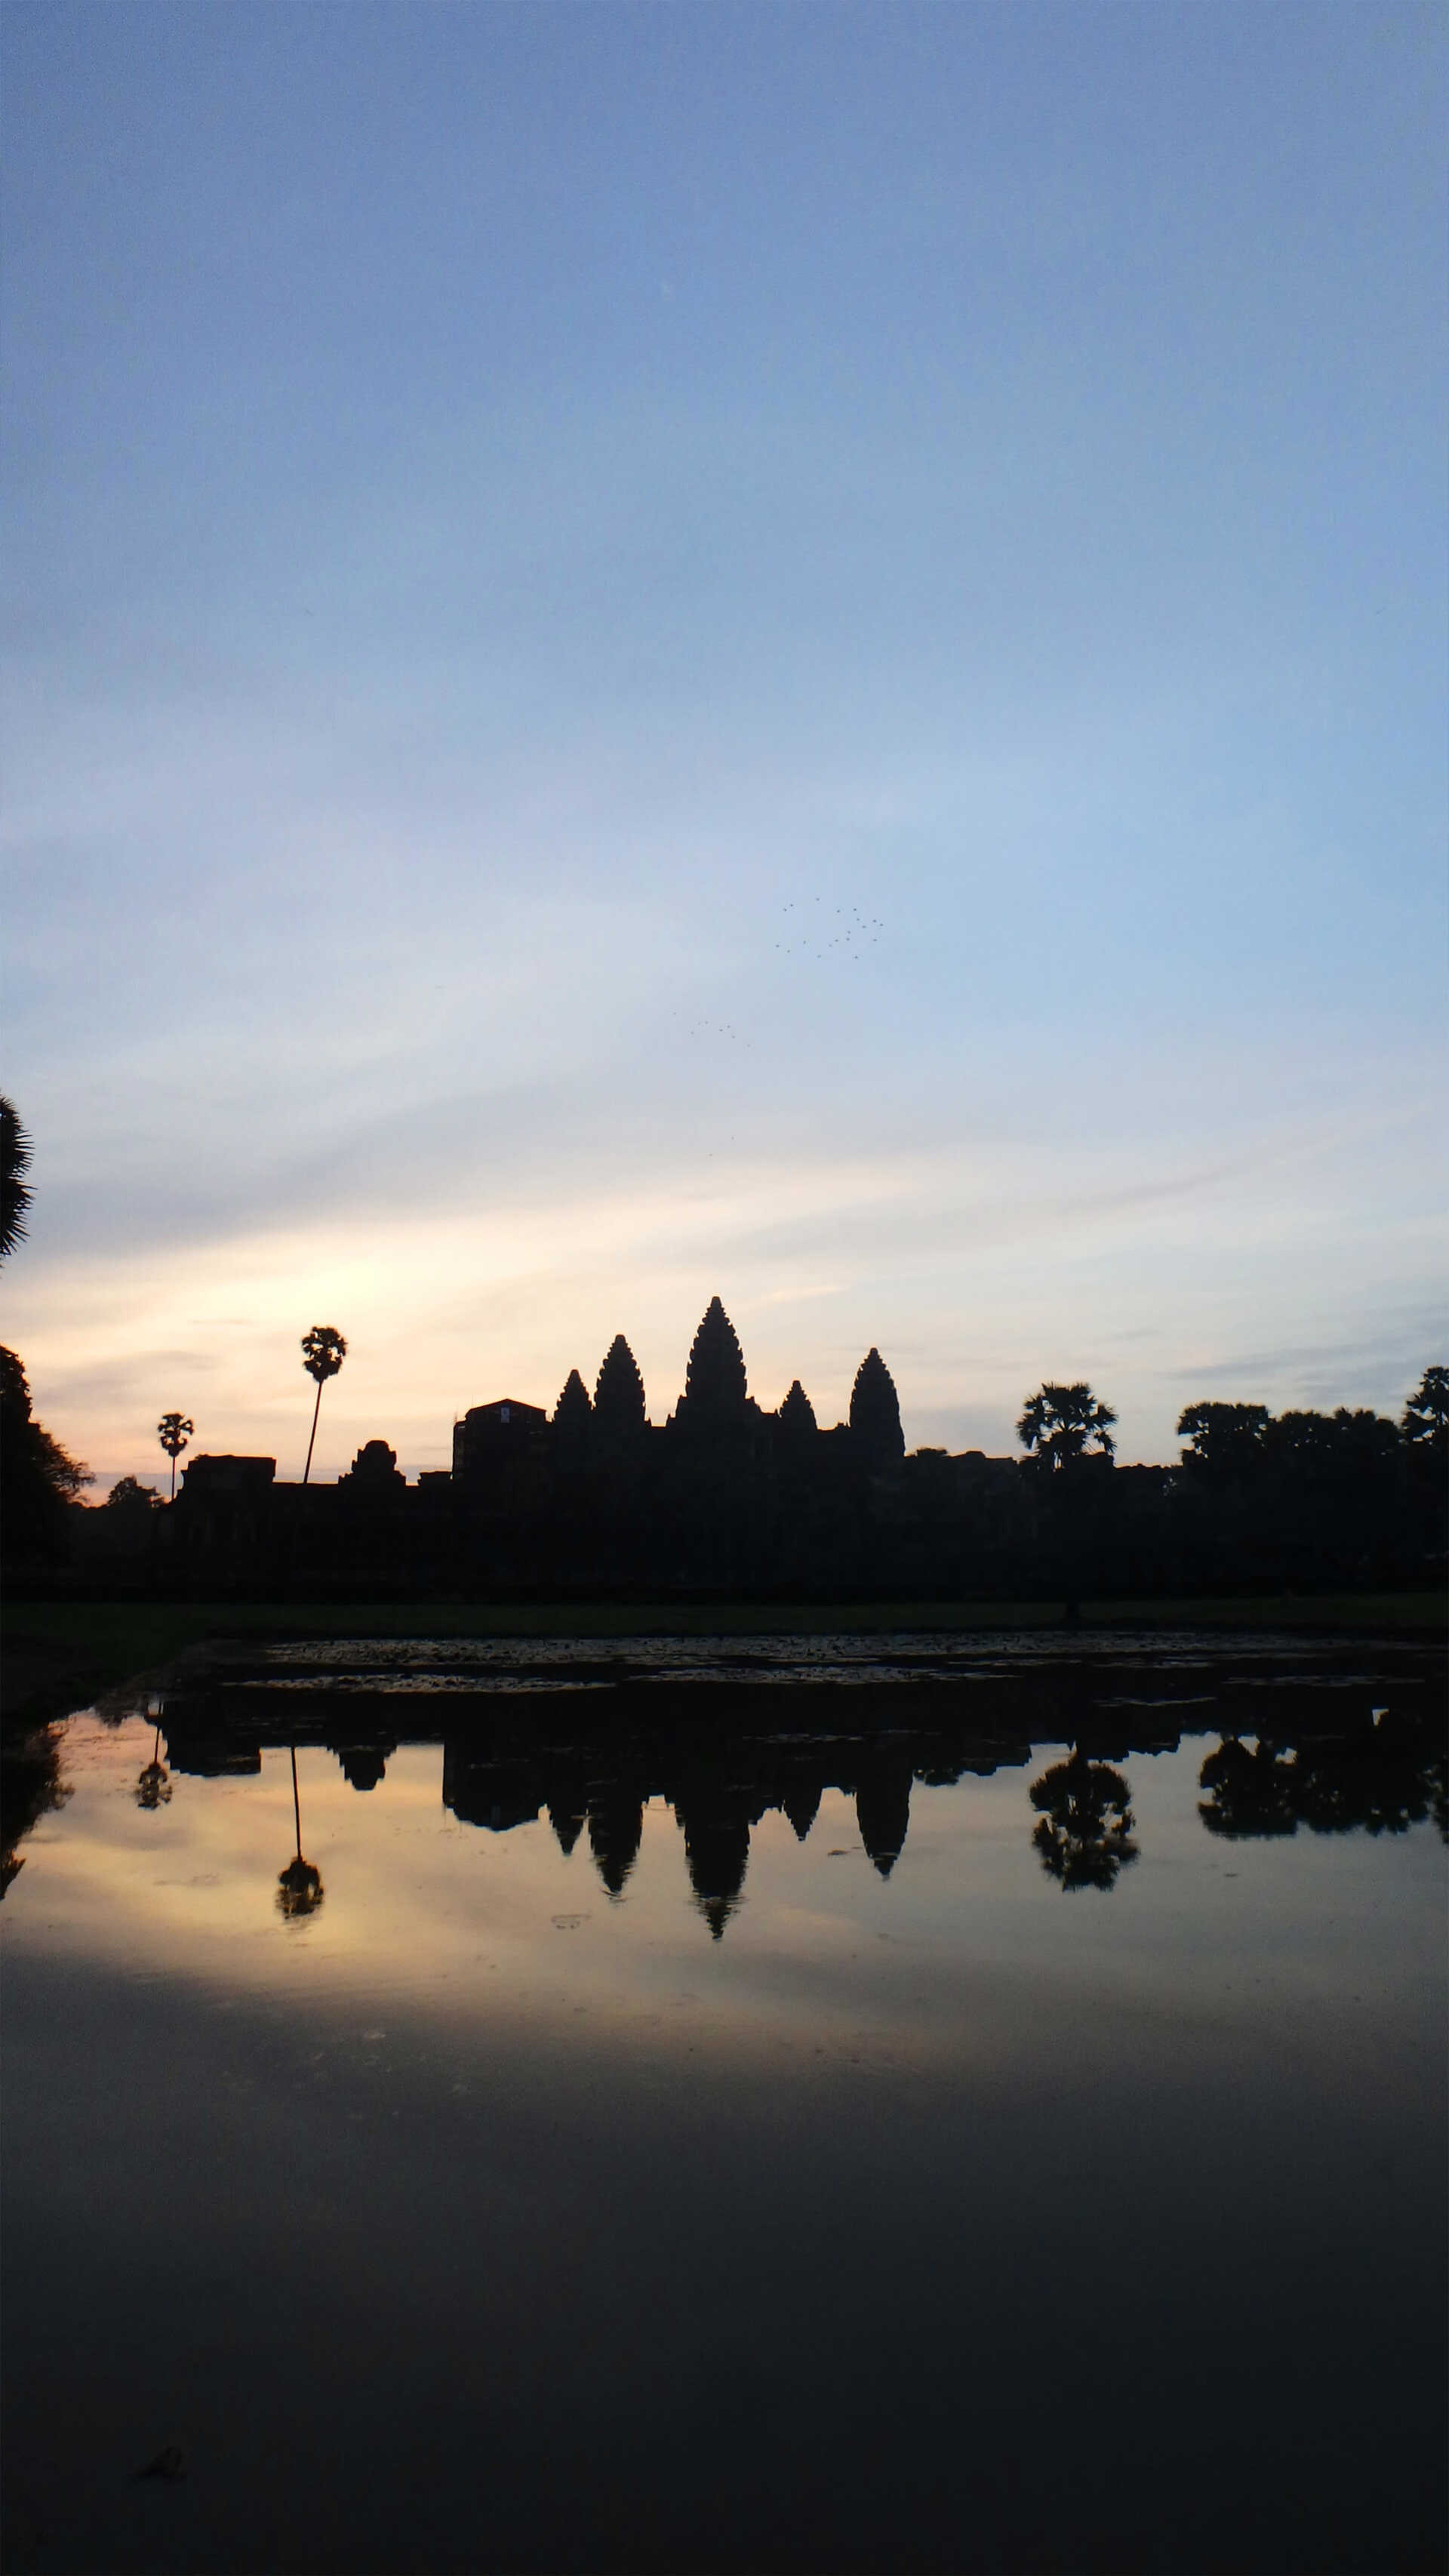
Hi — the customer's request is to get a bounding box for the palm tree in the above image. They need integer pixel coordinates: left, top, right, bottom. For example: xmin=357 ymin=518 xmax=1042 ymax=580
xmin=1017 ymin=1382 xmax=1117 ymax=1620
xmin=0 ymin=1097 xmax=32 ymax=1260
xmin=300 ymin=1325 xmax=347 ymax=1484
xmin=1401 ymin=1365 xmax=1448 ymax=1457
xmin=1017 ymin=1382 xmax=1117 ymax=1469
xmin=156 ymin=1411 xmax=194 ymax=1500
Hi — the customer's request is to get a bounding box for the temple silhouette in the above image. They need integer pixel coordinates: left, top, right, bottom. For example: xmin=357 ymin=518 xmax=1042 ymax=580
xmin=149 ymin=1299 xmax=961 ymax=1598
xmin=92 ymin=1647 xmax=1440 ymax=1940
xmin=45 ymin=1300 xmax=1446 ymax=1602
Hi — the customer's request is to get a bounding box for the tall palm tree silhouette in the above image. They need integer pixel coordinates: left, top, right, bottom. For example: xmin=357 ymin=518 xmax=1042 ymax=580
xmin=156 ymin=1412 xmax=194 ymax=1500
xmin=300 ymin=1326 xmax=347 ymax=1484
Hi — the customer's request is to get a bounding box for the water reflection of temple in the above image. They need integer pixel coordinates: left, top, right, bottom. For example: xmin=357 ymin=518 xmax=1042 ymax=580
xmin=120 ymin=1665 xmax=1447 ymax=1937
xmin=436 ymin=1728 xmax=951 ymax=1931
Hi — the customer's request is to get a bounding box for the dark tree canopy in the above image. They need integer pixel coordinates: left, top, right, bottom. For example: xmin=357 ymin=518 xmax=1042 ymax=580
xmin=1402 ymin=1365 xmax=1448 ymax=1454
xmin=1017 ymin=1382 xmax=1116 ymax=1471
xmin=684 ymin=1297 xmax=749 ymax=1419
xmin=1261 ymin=1408 xmax=1401 ymax=1478
xmin=849 ymin=1346 xmax=904 ymax=1467
xmin=0 ymin=1097 xmax=33 ymax=1261
xmin=777 ymin=1378 xmax=818 ymax=1436
xmin=594 ymin=1334 xmax=647 ymax=1433
xmin=1177 ymin=1402 xmax=1271 ymax=1476
xmin=301 ymin=1325 xmax=347 ymax=1385
xmin=553 ymin=1368 xmax=592 ymax=1430
xmin=0 ymin=1343 xmax=91 ymax=1558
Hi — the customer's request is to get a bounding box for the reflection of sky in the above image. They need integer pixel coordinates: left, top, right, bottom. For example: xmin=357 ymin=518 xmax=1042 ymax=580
xmin=5 ymin=1711 xmax=1444 ymax=2573
xmin=3 ymin=5 xmax=1445 ymax=1482
xmin=11 ymin=1716 xmax=1443 ymax=2085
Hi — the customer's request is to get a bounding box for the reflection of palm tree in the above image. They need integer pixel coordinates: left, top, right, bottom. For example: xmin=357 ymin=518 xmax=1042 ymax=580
xmin=1029 ymin=1753 xmax=1137 ymax=1891
xmin=300 ymin=1326 xmax=347 ymax=1485
xmin=135 ymin=1722 xmax=173 ymax=1810
xmin=276 ymin=1747 xmax=325 ymax=1919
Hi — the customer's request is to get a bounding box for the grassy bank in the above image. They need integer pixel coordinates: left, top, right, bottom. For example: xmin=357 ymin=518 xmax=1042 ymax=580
xmin=3 ymin=1591 xmax=1443 ymax=1732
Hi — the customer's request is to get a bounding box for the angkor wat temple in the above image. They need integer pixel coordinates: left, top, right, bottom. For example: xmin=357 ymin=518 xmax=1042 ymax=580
xmin=155 ymin=1297 xmax=995 ymax=1598
xmin=61 ymin=1296 xmax=1444 ymax=1602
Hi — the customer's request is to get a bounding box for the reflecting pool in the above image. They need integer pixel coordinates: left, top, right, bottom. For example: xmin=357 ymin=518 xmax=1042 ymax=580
xmin=2 ymin=1633 xmax=1444 ymax=2574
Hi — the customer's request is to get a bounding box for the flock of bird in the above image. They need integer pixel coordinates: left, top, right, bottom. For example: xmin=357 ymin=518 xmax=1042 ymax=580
xmin=774 ymin=897 xmax=884 ymax=962
xmin=672 ymin=898 xmax=887 ymax=1045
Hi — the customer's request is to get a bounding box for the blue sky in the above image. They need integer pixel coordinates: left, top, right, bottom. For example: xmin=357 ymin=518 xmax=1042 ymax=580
xmin=3 ymin=0 xmax=1444 ymax=1484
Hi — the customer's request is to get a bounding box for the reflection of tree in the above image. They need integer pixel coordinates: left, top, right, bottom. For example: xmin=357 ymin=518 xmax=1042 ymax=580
xmin=278 ymin=1856 xmax=324 ymax=1916
xmin=1198 ymin=1737 xmax=1297 ymax=1839
xmin=1029 ymin=1753 xmax=1137 ymax=1891
xmin=276 ymin=1747 xmax=325 ymax=1921
xmin=135 ymin=1722 xmax=173 ymax=1811
xmin=1 ymin=1721 xmax=72 ymax=1897
xmin=1199 ymin=1716 xmax=1446 ymax=1842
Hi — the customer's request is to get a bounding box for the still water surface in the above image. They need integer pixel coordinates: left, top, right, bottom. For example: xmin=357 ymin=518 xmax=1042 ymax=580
xmin=2 ymin=1634 xmax=1444 ymax=2574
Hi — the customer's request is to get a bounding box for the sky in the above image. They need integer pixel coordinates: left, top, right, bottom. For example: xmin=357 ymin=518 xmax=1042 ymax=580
xmin=3 ymin=0 xmax=1445 ymax=1487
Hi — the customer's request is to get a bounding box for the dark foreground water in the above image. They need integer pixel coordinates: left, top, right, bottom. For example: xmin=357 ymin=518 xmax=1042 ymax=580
xmin=2 ymin=1633 xmax=1444 ymax=2575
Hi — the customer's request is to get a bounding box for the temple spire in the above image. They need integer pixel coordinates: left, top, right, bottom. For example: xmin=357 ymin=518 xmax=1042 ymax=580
xmin=777 ymin=1380 xmax=817 ymax=1436
xmin=553 ymin=1368 xmax=592 ymax=1430
xmin=849 ymin=1346 xmax=904 ymax=1468
xmin=594 ymin=1335 xmax=646 ymax=1435
xmin=681 ymin=1297 xmax=748 ymax=1423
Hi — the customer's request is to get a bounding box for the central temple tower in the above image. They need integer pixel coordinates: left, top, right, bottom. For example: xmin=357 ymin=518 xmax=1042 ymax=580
xmin=671 ymin=1297 xmax=754 ymax=1436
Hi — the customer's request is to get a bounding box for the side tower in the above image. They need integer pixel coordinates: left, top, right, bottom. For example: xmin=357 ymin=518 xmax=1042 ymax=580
xmin=593 ymin=1335 xmax=648 ymax=1441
